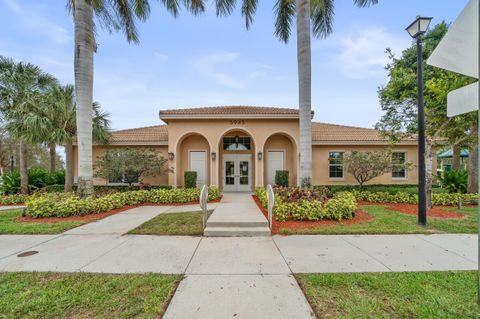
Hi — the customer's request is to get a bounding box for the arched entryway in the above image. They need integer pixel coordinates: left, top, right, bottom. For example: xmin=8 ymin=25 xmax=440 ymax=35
xmin=175 ymin=133 xmax=211 ymax=187
xmin=263 ymin=132 xmax=298 ymax=186
xmin=218 ymin=129 xmax=256 ymax=192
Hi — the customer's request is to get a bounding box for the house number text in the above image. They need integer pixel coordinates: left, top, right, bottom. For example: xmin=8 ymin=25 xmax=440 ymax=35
xmin=230 ymin=120 xmax=245 ymax=125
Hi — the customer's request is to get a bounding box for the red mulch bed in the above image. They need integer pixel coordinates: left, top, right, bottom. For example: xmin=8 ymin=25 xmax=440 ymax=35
xmin=15 ymin=196 xmax=223 ymax=224
xmin=383 ymin=203 xmax=464 ymax=219
xmin=252 ymin=195 xmax=373 ymax=234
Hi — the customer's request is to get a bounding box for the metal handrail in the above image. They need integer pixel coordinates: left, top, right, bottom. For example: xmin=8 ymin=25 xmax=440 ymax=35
xmin=200 ymin=184 xmax=209 ymax=230
xmin=266 ymin=184 xmax=274 ymax=230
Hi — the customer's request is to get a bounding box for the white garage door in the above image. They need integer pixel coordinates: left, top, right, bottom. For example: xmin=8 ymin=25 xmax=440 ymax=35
xmin=189 ymin=151 xmax=206 ymax=188
xmin=267 ymin=151 xmax=284 ymax=186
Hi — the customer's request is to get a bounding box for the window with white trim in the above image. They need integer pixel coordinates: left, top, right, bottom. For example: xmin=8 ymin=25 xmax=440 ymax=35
xmin=328 ymin=152 xmax=344 ymax=179
xmin=392 ymin=152 xmax=407 ymax=178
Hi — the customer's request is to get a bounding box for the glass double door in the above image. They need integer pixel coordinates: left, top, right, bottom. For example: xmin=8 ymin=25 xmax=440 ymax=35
xmin=223 ymin=154 xmax=252 ymax=192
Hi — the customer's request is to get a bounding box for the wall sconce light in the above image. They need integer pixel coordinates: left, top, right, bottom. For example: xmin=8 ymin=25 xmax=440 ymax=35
xmin=168 ymin=152 xmax=175 ymax=161
xmin=211 ymin=152 xmax=216 ymax=160
xmin=257 ymin=152 xmax=263 ymax=160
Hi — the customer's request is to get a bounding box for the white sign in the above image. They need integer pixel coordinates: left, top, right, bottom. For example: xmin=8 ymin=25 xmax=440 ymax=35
xmin=447 ymin=82 xmax=479 ymax=117
xmin=427 ymin=0 xmax=478 ymax=78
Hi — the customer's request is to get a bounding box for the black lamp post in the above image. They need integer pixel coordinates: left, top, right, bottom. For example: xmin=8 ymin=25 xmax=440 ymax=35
xmin=406 ymin=16 xmax=432 ymax=227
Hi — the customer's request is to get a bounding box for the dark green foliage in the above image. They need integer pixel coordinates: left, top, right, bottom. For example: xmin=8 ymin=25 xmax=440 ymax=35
xmin=275 ymin=170 xmax=289 ymax=187
xmin=314 ymin=184 xmax=446 ymax=197
xmin=94 ymin=148 xmax=170 ymax=185
xmin=0 ymin=169 xmax=65 ymax=194
xmin=438 ymin=170 xmax=468 ymax=194
xmin=184 ymin=171 xmax=197 ymax=188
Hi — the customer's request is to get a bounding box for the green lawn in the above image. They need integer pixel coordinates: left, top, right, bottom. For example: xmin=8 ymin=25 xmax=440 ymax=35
xmin=296 ymin=271 xmax=480 ymax=319
xmin=0 ymin=209 xmax=85 ymax=234
xmin=128 ymin=210 xmax=212 ymax=236
xmin=280 ymin=205 xmax=477 ymax=235
xmin=0 ymin=272 xmax=181 ymax=319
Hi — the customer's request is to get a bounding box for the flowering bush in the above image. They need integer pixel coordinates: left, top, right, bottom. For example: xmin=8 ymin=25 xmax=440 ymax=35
xmin=25 ymin=187 xmax=221 ymax=218
xmin=255 ymin=187 xmax=356 ymax=222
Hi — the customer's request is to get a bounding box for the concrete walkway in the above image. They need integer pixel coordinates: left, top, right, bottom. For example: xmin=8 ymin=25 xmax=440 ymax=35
xmin=0 ymin=199 xmax=478 ymax=319
xmin=204 ymin=193 xmax=270 ymax=236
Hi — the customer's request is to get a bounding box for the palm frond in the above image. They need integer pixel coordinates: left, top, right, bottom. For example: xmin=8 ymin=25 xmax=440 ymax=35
xmin=241 ymin=0 xmax=258 ymax=29
xmin=160 ymin=0 xmax=181 ymax=17
xmin=215 ymin=0 xmax=236 ymax=16
xmin=184 ymin=0 xmax=206 ymax=16
xmin=311 ymin=0 xmax=334 ymax=39
xmin=273 ymin=0 xmax=295 ymax=43
xmin=353 ymin=0 xmax=379 ymax=8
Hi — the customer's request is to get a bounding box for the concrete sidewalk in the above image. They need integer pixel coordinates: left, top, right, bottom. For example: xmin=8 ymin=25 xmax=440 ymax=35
xmin=0 ymin=233 xmax=476 ymax=319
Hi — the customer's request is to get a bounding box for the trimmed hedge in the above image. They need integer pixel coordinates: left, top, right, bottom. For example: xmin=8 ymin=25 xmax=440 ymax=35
xmin=352 ymin=190 xmax=478 ymax=206
xmin=275 ymin=171 xmax=289 ymax=187
xmin=314 ymin=184 xmax=447 ymax=196
xmin=0 ymin=194 xmax=27 ymax=205
xmin=255 ymin=188 xmax=356 ymax=222
xmin=184 ymin=171 xmax=197 ymax=189
xmin=25 ymin=187 xmax=221 ymax=218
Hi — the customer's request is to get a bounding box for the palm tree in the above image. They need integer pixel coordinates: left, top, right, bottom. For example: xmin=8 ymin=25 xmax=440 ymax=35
xmin=0 ymin=56 xmax=57 ymax=194
xmin=215 ymin=0 xmax=378 ymax=187
xmin=67 ymin=0 xmax=206 ymax=197
xmin=47 ymin=84 xmax=111 ymax=192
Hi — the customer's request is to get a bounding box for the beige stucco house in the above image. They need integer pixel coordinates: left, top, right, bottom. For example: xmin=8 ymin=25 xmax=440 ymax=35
xmin=73 ymin=106 xmax=424 ymax=191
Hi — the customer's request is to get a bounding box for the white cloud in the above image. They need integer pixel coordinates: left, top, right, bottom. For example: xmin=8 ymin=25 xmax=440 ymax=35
xmin=153 ymin=52 xmax=168 ymax=62
xmin=3 ymin=0 xmax=71 ymax=44
xmin=315 ymin=26 xmax=410 ymax=79
xmin=192 ymin=51 xmax=244 ymax=89
xmin=273 ymin=75 xmax=288 ymax=81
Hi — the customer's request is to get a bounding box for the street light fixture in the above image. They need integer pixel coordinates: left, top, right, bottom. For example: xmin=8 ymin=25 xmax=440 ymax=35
xmin=406 ymin=16 xmax=432 ymax=227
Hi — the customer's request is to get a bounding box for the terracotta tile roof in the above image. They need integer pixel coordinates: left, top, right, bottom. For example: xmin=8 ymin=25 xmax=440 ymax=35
xmin=160 ymin=105 xmax=300 ymax=115
xmin=108 ymin=125 xmax=168 ymax=145
xmin=311 ymin=122 xmax=417 ymax=144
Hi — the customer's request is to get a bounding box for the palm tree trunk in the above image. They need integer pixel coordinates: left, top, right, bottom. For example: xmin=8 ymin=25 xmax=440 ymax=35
xmin=468 ymin=124 xmax=478 ymax=193
xmin=74 ymin=0 xmax=95 ymax=197
xmin=19 ymin=141 xmax=28 ymax=194
xmin=452 ymin=144 xmax=461 ymax=170
xmin=64 ymin=142 xmax=74 ymax=192
xmin=296 ymin=0 xmax=312 ymax=188
xmin=49 ymin=143 xmax=56 ymax=172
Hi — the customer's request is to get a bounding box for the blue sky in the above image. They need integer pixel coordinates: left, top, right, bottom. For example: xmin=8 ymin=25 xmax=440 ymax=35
xmin=0 ymin=0 xmax=468 ymax=130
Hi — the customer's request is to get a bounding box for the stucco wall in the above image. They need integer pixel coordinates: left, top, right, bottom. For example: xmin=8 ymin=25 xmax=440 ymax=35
xmin=312 ymin=144 xmax=424 ymax=185
xmin=177 ymin=134 xmax=211 ymax=187
xmin=263 ymin=134 xmax=297 ymax=186
xmin=166 ymin=118 xmax=300 ymax=188
xmin=73 ymin=145 xmax=169 ymax=185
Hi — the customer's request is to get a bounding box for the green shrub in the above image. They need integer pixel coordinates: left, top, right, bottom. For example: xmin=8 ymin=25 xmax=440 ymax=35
xmin=323 ymin=192 xmax=357 ymax=221
xmin=0 ymin=169 xmax=66 ymax=194
xmin=184 ymin=171 xmax=197 ymax=189
xmin=25 ymin=187 xmax=221 ymax=218
xmin=0 ymin=194 xmax=28 ymax=205
xmin=314 ymin=184 xmax=446 ymax=196
xmin=352 ymin=190 xmax=478 ymax=206
xmin=275 ymin=171 xmax=289 ymax=187
xmin=438 ymin=170 xmax=468 ymax=194
xmin=256 ymin=187 xmax=356 ymax=222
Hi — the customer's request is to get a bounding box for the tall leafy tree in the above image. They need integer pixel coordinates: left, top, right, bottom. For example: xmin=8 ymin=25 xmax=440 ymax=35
xmin=0 ymin=56 xmax=57 ymax=194
xmin=375 ymin=22 xmax=477 ymax=201
xmin=47 ymin=84 xmax=111 ymax=192
xmin=215 ymin=0 xmax=378 ymax=187
xmin=67 ymin=0 xmax=206 ymax=197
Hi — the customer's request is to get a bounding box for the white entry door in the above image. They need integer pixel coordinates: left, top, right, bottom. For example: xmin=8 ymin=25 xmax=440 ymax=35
xmin=267 ymin=151 xmax=284 ymax=185
xmin=189 ymin=151 xmax=206 ymax=188
xmin=223 ymin=154 xmax=252 ymax=192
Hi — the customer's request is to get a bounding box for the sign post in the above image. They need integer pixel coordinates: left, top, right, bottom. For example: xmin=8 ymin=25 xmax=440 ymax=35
xmin=427 ymin=0 xmax=479 ymax=303
xmin=267 ymin=184 xmax=275 ymax=231
xmin=200 ymin=184 xmax=208 ymax=231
